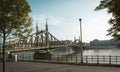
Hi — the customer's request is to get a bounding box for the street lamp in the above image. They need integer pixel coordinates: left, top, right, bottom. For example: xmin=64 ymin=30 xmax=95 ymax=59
xmin=79 ymin=18 xmax=83 ymax=64
xmin=79 ymin=18 xmax=82 ymax=42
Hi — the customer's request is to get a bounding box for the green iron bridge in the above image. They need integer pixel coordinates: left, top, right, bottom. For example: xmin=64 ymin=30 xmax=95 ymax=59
xmin=0 ymin=20 xmax=81 ymax=53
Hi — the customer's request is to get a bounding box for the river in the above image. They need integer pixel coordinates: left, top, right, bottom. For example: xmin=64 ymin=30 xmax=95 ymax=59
xmin=16 ymin=47 xmax=120 ymax=60
xmin=83 ymin=48 xmax=120 ymax=56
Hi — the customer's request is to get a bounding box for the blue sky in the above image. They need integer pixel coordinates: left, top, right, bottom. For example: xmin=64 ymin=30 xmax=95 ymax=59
xmin=27 ymin=0 xmax=112 ymax=43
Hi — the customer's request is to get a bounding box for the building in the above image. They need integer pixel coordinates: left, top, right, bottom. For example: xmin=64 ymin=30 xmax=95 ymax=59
xmin=89 ymin=39 xmax=120 ymax=49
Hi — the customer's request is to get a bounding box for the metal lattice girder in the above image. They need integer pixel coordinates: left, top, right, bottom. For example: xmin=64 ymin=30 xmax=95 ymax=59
xmin=3 ymin=27 xmax=73 ymax=51
xmin=48 ymin=32 xmax=59 ymax=41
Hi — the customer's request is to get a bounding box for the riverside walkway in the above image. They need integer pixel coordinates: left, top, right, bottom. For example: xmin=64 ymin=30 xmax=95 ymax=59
xmin=0 ymin=61 xmax=120 ymax=72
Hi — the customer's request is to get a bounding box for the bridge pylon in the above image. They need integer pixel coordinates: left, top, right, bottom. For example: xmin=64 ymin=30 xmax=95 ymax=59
xmin=45 ymin=19 xmax=50 ymax=52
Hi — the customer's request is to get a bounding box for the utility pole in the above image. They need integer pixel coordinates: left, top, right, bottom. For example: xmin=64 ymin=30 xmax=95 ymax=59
xmin=79 ymin=18 xmax=83 ymax=64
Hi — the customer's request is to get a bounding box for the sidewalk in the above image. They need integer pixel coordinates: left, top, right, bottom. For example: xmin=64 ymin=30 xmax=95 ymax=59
xmin=0 ymin=61 xmax=120 ymax=72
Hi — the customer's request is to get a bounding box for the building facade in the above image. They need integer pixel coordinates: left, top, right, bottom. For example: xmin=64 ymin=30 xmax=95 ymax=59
xmin=90 ymin=39 xmax=120 ymax=49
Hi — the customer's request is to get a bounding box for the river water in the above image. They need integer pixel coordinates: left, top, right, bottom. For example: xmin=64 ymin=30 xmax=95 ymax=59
xmin=16 ymin=47 xmax=120 ymax=60
xmin=83 ymin=48 xmax=120 ymax=56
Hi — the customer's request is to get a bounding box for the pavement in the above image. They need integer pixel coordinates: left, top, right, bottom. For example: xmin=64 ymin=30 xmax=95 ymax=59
xmin=0 ymin=61 xmax=120 ymax=72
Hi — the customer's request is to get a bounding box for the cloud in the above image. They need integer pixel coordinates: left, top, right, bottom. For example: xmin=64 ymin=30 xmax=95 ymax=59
xmin=32 ymin=14 xmax=46 ymax=25
xmin=48 ymin=16 xmax=61 ymax=25
xmin=31 ymin=14 xmax=61 ymax=26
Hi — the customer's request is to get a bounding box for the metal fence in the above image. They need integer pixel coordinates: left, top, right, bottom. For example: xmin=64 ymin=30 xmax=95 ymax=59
xmin=17 ymin=54 xmax=120 ymax=65
xmin=52 ymin=55 xmax=120 ymax=64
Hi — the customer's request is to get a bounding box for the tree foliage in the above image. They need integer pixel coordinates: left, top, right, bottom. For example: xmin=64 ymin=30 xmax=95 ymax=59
xmin=0 ymin=0 xmax=32 ymax=39
xmin=95 ymin=0 xmax=120 ymax=46
xmin=0 ymin=0 xmax=32 ymax=72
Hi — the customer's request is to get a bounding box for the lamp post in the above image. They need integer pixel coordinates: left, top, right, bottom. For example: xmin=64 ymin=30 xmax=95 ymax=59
xmin=79 ymin=18 xmax=83 ymax=64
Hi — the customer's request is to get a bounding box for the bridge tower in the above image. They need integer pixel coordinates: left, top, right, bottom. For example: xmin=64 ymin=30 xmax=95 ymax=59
xmin=35 ymin=20 xmax=39 ymax=46
xmin=46 ymin=19 xmax=48 ymax=32
xmin=36 ymin=20 xmax=39 ymax=35
xmin=45 ymin=19 xmax=50 ymax=52
xmin=34 ymin=19 xmax=51 ymax=60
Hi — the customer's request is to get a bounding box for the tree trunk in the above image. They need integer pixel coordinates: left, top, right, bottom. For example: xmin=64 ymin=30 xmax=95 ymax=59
xmin=2 ymin=33 xmax=6 ymax=72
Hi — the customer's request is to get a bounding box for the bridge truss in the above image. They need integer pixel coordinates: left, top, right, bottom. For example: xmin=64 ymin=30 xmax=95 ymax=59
xmin=0 ymin=20 xmax=79 ymax=52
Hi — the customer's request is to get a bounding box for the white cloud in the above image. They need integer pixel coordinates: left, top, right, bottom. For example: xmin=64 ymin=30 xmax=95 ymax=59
xmin=32 ymin=14 xmax=46 ymax=25
xmin=48 ymin=16 xmax=61 ymax=25
xmin=31 ymin=14 xmax=61 ymax=26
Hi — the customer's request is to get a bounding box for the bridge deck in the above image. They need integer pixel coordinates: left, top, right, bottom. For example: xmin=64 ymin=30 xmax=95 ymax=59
xmin=0 ymin=44 xmax=80 ymax=52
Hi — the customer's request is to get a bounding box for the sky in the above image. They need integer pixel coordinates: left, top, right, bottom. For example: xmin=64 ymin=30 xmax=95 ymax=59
xmin=27 ymin=0 xmax=113 ymax=43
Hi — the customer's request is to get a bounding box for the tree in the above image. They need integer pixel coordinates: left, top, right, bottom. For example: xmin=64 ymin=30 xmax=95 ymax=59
xmin=95 ymin=0 xmax=120 ymax=47
xmin=0 ymin=0 xmax=32 ymax=72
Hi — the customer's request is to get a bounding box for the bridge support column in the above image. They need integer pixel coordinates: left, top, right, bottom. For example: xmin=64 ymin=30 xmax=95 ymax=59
xmin=34 ymin=51 xmax=52 ymax=60
xmin=4 ymin=52 xmax=18 ymax=62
